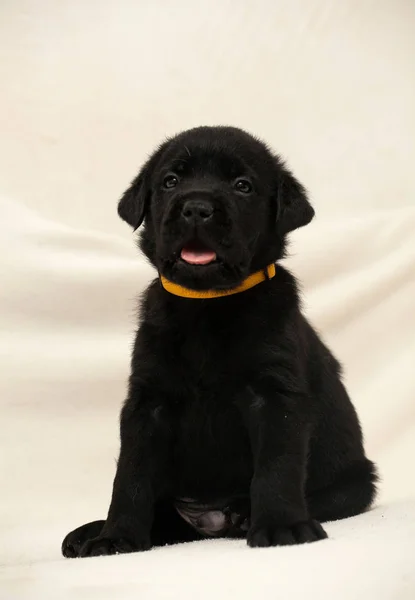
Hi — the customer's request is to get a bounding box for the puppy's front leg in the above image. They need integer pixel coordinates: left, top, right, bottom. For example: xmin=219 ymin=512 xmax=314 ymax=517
xmin=80 ymin=387 xmax=173 ymax=557
xmin=238 ymin=384 xmax=327 ymax=547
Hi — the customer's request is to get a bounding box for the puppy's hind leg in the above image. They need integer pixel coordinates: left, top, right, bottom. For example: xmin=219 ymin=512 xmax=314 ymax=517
xmin=307 ymin=458 xmax=378 ymax=523
xmin=62 ymin=502 xmax=202 ymax=558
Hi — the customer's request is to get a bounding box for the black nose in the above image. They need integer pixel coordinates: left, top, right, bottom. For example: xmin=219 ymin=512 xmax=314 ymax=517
xmin=182 ymin=199 xmax=214 ymax=223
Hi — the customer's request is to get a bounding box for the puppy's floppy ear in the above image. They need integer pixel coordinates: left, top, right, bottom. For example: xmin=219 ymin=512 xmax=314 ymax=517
xmin=118 ymin=140 xmax=170 ymax=230
xmin=117 ymin=172 xmax=148 ymax=230
xmin=276 ymin=162 xmax=315 ymax=235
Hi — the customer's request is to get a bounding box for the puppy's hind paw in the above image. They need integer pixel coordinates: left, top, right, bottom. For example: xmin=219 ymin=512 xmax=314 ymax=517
xmin=62 ymin=520 xmax=105 ymax=558
xmin=79 ymin=535 xmax=151 ymax=557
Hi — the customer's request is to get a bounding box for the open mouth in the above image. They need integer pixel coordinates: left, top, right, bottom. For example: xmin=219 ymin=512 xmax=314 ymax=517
xmin=180 ymin=240 xmax=217 ymax=265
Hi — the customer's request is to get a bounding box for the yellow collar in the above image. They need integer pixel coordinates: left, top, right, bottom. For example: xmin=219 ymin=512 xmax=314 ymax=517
xmin=160 ymin=263 xmax=276 ymax=299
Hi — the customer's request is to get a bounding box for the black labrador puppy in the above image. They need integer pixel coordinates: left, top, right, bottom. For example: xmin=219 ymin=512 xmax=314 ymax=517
xmin=62 ymin=126 xmax=377 ymax=557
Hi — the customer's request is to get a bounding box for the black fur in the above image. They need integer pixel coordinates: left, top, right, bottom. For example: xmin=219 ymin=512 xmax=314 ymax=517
xmin=62 ymin=126 xmax=377 ymax=557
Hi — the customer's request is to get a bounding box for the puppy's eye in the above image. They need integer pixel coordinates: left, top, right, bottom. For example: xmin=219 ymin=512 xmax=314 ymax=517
xmin=163 ymin=174 xmax=179 ymax=189
xmin=234 ymin=179 xmax=252 ymax=194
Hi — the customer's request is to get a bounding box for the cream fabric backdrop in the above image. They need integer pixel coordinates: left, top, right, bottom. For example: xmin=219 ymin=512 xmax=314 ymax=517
xmin=1 ymin=1 xmax=414 ymax=598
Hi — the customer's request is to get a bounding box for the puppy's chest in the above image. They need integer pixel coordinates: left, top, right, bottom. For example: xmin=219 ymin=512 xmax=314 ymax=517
xmin=149 ymin=318 xmax=263 ymax=495
xmin=174 ymin=393 xmax=252 ymax=497
xmin=162 ymin=320 xmax=256 ymax=388
xmin=179 ymin=336 xmax=230 ymax=381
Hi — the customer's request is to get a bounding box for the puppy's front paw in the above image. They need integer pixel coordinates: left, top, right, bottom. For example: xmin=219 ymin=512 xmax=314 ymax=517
xmin=79 ymin=535 xmax=151 ymax=557
xmin=247 ymin=519 xmax=327 ymax=548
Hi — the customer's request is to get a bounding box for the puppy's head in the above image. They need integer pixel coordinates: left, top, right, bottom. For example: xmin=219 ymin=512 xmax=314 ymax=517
xmin=118 ymin=126 xmax=314 ymax=290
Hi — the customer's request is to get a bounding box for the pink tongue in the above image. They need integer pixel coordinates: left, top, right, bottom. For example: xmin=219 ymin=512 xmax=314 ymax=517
xmin=181 ymin=248 xmax=217 ymax=265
